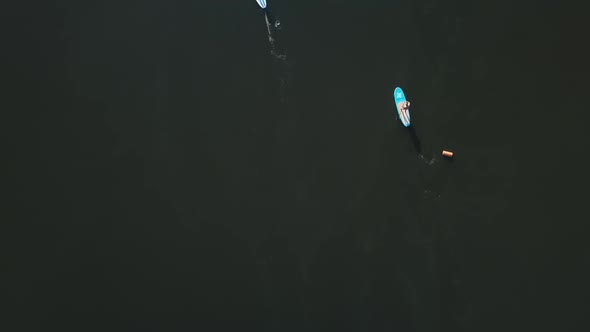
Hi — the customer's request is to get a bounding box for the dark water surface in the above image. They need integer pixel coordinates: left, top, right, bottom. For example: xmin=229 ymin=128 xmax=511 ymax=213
xmin=4 ymin=1 xmax=589 ymax=331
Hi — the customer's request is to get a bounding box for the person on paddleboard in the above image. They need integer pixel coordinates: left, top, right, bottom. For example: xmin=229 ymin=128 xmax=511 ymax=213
xmin=398 ymin=100 xmax=410 ymax=112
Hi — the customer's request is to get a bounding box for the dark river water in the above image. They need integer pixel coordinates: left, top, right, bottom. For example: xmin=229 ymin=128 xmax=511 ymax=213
xmin=3 ymin=0 xmax=589 ymax=331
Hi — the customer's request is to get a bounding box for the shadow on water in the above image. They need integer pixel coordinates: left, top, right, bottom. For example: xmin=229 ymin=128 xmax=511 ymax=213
xmin=408 ymin=126 xmax=422 ymax=154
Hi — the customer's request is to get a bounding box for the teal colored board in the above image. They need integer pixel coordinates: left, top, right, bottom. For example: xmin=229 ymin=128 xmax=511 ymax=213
xmin=256 ymin=0 xmax=267 ymax=9
xmin=393 ymin=87 xmax=410 ymax=127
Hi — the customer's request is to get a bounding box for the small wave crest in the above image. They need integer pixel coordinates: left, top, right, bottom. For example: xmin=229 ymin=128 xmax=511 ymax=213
xmin=419 ymin=154 xmax=436 ymax=166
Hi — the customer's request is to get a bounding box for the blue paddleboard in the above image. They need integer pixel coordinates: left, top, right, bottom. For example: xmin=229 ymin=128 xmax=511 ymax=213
xmin=256 ymin=0 xmax=267 ymax=9
xmin=393 ymin=87 xmax=411 ymax=127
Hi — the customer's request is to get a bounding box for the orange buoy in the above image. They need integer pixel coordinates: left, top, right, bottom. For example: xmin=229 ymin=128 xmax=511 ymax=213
xmin=442 ymin=150 xmax=454 ymax=158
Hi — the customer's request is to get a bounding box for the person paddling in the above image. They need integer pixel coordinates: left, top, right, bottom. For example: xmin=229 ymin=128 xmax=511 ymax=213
xmin=398 ymin=100 xmax=410 ymax=112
